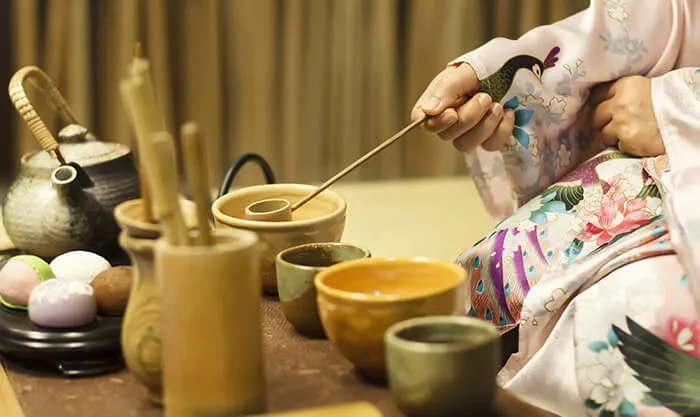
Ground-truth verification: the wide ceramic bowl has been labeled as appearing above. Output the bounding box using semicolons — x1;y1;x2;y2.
314;257;467;379
212;184;347;294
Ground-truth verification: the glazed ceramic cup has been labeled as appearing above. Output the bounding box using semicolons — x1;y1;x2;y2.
314;257;467;379
276;242;371;338
212;184;347;294
157;228;266;416
385;316;500;416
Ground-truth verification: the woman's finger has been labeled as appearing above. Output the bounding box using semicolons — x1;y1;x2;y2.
452;103;504;153
591;99;614;130
437;93;493;140
423;108;459;134
481;109;515;152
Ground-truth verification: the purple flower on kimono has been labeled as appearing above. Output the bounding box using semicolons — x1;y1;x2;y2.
529;191;567;225
503;96;534;148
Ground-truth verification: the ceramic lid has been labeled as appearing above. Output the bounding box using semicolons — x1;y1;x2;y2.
24;124;130;168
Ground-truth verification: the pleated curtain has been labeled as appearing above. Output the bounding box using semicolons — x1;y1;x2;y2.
2;0;588;187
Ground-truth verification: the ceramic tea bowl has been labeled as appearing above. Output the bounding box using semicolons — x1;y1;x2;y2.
276;242;371;338
314;257;467;379
212;184;347;294
385;316;500;416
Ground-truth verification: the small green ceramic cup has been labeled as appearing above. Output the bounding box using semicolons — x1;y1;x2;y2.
275;242;371;338
385;316;500;416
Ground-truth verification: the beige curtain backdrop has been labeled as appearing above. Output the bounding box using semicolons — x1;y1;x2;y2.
4;0;587;188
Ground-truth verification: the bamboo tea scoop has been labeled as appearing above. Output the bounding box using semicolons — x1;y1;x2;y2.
245;114;428;222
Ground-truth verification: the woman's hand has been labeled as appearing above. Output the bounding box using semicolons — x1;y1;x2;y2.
589;76;666;157
410;62;515;154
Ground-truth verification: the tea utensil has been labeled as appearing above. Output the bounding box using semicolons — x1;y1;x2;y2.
147;132;190;246
180;122;212;246
244;114;428;222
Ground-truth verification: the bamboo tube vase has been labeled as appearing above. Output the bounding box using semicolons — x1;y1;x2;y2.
114;198;199;405
118;231;162;404
157;228;265;417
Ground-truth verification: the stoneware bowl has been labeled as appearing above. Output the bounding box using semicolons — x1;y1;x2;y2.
385;316;500;416
314;257;467;379
275;242;371;338
212;184;347;294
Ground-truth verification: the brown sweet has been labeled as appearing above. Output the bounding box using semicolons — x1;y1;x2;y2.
90;266;133;316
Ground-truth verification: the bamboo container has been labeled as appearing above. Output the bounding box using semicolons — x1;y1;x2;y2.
158;228;265;416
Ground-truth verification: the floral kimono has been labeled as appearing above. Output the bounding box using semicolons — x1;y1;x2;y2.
450;1;700;416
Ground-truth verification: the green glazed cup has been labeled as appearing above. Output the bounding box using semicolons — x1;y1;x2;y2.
385;316;500;416
275;242;371;338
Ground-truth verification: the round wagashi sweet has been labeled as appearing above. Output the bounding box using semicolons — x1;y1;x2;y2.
28;279;97;328
0;255;55;310
90;266;132;316
50;251;111;284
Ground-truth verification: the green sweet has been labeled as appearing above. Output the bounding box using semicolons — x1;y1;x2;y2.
11;255;55;281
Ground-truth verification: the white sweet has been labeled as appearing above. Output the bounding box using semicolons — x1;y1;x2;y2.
50;251;111;284
28;279;97;328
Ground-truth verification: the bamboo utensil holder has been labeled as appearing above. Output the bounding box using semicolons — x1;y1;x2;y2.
158;228;265;416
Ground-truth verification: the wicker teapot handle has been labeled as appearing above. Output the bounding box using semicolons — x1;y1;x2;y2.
8;66;79;160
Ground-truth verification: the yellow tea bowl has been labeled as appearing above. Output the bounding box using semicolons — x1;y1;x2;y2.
314;257;467;379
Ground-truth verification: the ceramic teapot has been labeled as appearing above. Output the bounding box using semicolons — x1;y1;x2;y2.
2;66;140;259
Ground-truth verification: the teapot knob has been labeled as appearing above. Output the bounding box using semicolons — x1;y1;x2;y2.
58;124;96;143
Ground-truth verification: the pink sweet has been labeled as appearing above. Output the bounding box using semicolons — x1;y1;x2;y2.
0;260;41;307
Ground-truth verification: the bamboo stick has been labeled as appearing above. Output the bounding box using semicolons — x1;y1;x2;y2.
119;44;167;223
180;122;212;246
148;132;190;246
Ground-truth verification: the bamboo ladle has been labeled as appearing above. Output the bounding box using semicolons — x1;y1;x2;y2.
244;114;428;222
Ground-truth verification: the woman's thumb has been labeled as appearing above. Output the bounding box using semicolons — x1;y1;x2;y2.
419;63;479;116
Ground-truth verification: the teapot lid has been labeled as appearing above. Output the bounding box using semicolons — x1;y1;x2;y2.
24;124;131;168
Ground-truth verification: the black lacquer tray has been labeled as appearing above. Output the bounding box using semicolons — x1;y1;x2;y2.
0;248;128;377
0;305;124;377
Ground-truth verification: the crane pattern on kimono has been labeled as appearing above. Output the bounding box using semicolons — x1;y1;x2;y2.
611;316;700;417
478;46;561;149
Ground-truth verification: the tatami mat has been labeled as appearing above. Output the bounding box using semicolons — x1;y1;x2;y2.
333;176;495;262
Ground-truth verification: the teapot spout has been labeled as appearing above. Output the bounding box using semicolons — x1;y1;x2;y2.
51;165;85;203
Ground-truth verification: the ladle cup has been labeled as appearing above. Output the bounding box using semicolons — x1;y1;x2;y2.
245;198;292;222
243;115;427;222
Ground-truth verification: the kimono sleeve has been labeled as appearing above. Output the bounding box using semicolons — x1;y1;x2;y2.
449;0;684;220
651;68;700;313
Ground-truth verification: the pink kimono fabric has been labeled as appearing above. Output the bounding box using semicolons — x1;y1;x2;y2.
449;1;700;416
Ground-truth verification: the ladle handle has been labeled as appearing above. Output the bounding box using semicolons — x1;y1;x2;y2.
291;115;427;212
8;66;80;162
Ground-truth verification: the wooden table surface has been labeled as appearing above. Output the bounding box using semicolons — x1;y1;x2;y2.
0;177;555;416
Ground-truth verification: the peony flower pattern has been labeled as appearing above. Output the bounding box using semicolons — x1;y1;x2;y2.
578;183;651;246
